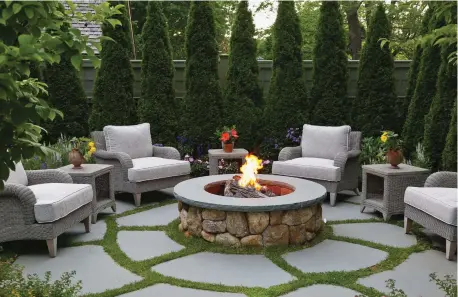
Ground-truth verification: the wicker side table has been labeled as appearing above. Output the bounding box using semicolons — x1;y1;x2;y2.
208;149;249;175
59;164;115;224
360;164;429;221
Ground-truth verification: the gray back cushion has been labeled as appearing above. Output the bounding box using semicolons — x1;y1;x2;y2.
103;123;153;159
5;161;28;186
301;124;351;160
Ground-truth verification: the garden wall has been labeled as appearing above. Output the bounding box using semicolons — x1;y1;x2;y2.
80;55;411;100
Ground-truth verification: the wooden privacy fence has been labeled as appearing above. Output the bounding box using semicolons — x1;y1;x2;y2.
80;55;411;100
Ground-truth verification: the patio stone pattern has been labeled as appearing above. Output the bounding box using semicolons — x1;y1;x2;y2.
66;220;107;243
117;203;179;227
117;231;184;261
333;222;417;247
322;202;377;221
282;239;388;273
15;245;142;295
151;252;295;287
358;250;457;297
281;284;362;297
118;284;246;297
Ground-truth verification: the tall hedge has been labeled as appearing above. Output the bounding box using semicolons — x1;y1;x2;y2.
137;2;177;145
351;4;396;137
310;1;348;126
43;56;89;142
264;1;308;139
441;102;457;172
224;1;263;149
182;1;223;144
89;3;136;130
402;9;444;158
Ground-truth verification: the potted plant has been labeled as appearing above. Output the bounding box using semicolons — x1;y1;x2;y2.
380;131;403;169
68;137;96;169
215;125;238;153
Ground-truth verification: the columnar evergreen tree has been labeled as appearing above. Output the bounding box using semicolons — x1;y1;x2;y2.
351;4;397;137
402;8;445;158
224;1;263;149
89;3;136;130
43;56;89;142
441;102;457;172
264;1;308;139
182;1;223;144
310;1;348;125
137;2;177;145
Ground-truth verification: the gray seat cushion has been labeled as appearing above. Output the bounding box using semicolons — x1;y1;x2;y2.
5;161;28;186
272;157;341;182
405;187;458;226
104;123;153;159
301;125;351;160
128;157;191;182
29;183;93;223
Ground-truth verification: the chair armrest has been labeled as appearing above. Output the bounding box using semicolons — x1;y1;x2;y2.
0;183;37;224
278;146;302;161
93;150;133;169
26;170;73;185
153;146;181;160
425;172;457;188
347;150;361;159
333;152;348;172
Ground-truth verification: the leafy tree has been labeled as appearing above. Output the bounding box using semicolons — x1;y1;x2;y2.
264;1;308;139
137;2;177;145
352;4;397;137
224;1;263;149
297;1;321;60
442;102;457;172
89;3;136;130
182;1;223;144
310;1;348;126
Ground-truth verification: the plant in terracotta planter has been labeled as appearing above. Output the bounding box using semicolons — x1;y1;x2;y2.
69;137;96;169
215;125;238;153
380;131;403;169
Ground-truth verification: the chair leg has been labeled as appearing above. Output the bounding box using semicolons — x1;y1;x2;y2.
330;193;337;207
46;238;57;258
354;188;360;196
360;205;366;213
383;213;391;221
134;193;141;207
91;213;98;224
111;204;117;212
83;216;91;233
446;240;457;260
404;217;412;234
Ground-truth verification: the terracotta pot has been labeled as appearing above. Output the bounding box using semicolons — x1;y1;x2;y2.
223;143;233;153
68;148;85;169
222;141;235;150
386;149;403;169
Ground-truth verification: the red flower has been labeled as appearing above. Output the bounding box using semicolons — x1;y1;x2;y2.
220;132;230;142
231;129;238;138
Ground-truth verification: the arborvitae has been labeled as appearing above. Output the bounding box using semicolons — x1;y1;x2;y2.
264;1;308;139
441;102;457;172
137;2;177;145
402;8;445;158
42;56;89;142
182;1;223;144
89;3;136;130
351;4;396;137
224;1;263;149
310;1;348;125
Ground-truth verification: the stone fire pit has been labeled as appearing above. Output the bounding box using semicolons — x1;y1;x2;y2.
174;174;326;247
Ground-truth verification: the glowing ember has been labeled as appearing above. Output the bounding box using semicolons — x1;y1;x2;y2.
238;154;263;191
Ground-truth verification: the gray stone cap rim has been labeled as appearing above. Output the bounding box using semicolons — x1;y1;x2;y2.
173;174;326;212
208;149;249;158
58;164;113;175
362;164;429;176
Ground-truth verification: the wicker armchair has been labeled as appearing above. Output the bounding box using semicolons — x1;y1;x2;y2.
91;124;190;207
273;125;361;206
0;168;92;257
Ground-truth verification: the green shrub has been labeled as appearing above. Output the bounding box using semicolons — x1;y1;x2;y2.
441;101;457;171
224;1;263;149
410;142;431;169
137;2;177;145
89;3;136;130
264;1;308;140
310;1;348;125
352;4;397;137
360;137;385;165
181;1;223;144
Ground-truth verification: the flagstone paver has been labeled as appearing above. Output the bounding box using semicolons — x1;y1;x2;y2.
118;284;246;297
358;250;457;297
117;231;184;261
117;203;178;227
281;284;362;297
66;220;107;243
283;239;388;273
15;245;142;295
333;222;417;247
322;202;377;221
151;252;295;288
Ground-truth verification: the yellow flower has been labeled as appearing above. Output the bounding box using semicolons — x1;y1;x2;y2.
381;135;388;143
89;147;96;153
382;131;388;136
88;141;95;148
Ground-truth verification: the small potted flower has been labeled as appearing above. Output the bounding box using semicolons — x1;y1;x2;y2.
380;131;403;169
68;137;96;169
215;125;238;153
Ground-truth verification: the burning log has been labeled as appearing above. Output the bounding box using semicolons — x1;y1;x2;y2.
224;175;276;198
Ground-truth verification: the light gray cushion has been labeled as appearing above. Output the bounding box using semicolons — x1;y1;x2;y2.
5;161;28;186
272;157;341;182
405;187;458;226
104;123;153;159
29;183;93;223
301;124;351;160
128;157;191;182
